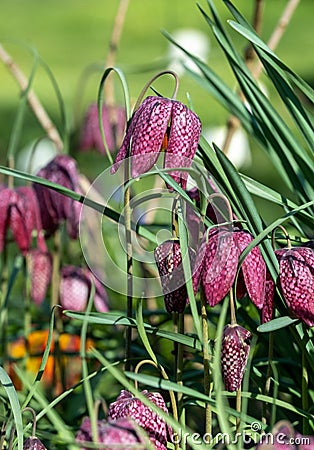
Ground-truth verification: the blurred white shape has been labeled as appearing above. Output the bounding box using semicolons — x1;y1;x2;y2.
167;28;210;76
203;126;251;169
17;138;58;174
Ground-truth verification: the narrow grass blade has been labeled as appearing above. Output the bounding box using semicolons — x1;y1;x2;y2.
22;305;59;409
64;310;202;351
0;367;23;450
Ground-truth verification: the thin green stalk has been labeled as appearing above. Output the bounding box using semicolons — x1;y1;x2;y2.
302;326;309;435
200;289;212;436
235;389;242;433
24;256;32;356
229;288;237;326
262;331;274;425
80;283;98;444
134;70;179;112
173;313;185;419
51;230;64;395
124;161;133;372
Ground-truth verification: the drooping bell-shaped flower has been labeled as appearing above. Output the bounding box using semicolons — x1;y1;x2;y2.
79;103;126;154
221;324;252;392
193;227;266;308
154;240;188;313
34;155;82;239
108;389;172;450
27;249;52;305
278;246;314;327
23;436;47;450
233;228;266;309
59;265;109;313
0;186;45;255
111;95;201;189
260;270;276;324
76;416;143;450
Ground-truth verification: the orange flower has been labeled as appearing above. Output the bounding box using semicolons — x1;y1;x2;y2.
8;330;94;394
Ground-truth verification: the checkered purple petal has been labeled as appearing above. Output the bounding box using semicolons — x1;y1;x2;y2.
279;247;314;327
234;230;266;309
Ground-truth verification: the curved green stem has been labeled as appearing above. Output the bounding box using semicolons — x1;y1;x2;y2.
200;289;212;436
134;70;180;112
124;159;133;371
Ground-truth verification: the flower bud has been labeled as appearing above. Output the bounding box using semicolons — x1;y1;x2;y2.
221;324;252;392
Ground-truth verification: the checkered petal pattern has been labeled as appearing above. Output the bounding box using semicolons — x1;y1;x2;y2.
279;246;314;327
221;324;252;392
0;186;44;255
76;417;143;450
23;437;47;450
34;155;82;239
234;229;266;309
200;227;239;307
28;249;52;305
111;95;201;189
108;389;171;450
79;103;126;153
261;270;276;324
59;266;109;312
154;240;188;313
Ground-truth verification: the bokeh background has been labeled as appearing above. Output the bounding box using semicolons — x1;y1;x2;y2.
0;0;313;219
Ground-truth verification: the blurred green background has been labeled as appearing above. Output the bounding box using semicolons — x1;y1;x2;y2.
0;0;313;212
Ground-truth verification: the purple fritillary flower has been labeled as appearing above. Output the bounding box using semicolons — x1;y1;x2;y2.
233;229;266;309
28;249;52;305
0;186;45;256
154;240;188;313
79;103;126;154
279;246;314;327
23;437;47;450
261;270;276;324
111;95;201;189
59;266;109;312
193;227;266;308
108;389;172;449
76;416;143;450
92;273;110;313
0;187;12;252
221;324;252;392
258;248;289;324
193;227;239;307
34;155;82;239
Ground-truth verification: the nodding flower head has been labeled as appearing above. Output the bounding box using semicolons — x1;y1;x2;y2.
221;324;252;392
193;227;266;309
79;103;126;154
76;416;143;450
111;95;201;189
278;246;314;327
154;240;189;313
108;389;172;450
34;155;82;239
28;249;52;305
0;186;45;256
23;437;47;450
59;266;109;313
